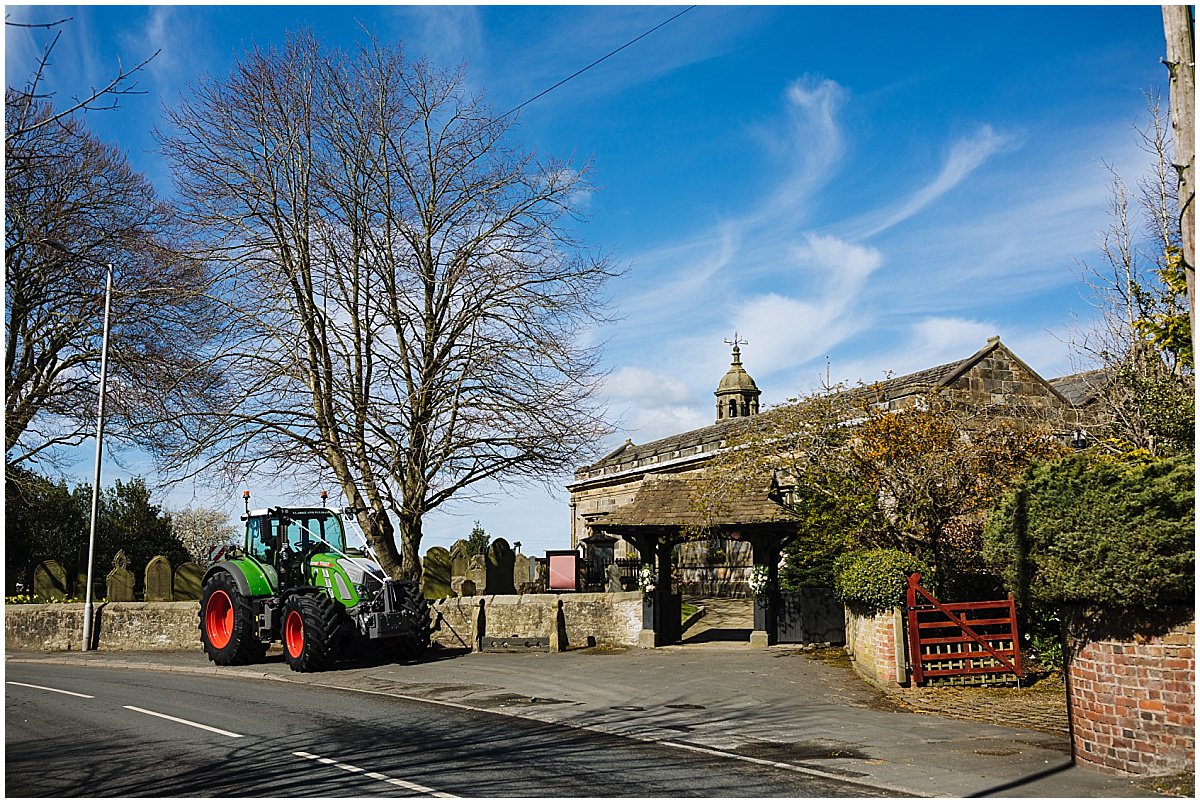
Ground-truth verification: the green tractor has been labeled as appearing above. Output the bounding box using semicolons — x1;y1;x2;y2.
198;493;430;672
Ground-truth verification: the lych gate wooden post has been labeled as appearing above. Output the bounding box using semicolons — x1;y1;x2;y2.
748;536;780;648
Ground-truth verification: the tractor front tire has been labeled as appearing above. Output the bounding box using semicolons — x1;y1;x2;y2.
391;582;432;661
282;593;344;672
199;572;266;665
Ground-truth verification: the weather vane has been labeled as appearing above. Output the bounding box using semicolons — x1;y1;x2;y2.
724;332;748;348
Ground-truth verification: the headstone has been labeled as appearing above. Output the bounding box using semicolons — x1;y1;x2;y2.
514;554;533;593
106;550;135;602
604;563;624;593
449;540;471;578
144;555;174;602
451;576;477;597
485;538;517;595
421;546;453;599
33;559;68;601
468;554;486;594
173;562;204;601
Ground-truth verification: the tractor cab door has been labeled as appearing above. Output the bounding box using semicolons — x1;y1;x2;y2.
272;514;312;589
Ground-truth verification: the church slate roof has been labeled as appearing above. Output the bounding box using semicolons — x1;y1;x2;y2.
573;338;1094;483
1048;369;1110;406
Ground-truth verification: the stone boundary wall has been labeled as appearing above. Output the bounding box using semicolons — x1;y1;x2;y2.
430;591;643;650
1067;616;1195;776
6;602;201;651
8;593;645;654
844;606;907;688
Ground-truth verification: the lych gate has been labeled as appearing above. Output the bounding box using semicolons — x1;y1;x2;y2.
582;474;799;647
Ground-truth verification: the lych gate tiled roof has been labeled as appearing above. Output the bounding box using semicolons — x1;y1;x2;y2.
596;475;798;530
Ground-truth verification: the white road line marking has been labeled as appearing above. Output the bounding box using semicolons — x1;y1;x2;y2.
123;706;243;738
292;751;456;798
6;681;95;699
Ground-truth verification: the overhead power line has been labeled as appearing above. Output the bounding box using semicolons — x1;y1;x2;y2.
496;5;696;120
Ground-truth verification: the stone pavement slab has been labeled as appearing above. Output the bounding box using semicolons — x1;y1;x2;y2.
6;646;1159;798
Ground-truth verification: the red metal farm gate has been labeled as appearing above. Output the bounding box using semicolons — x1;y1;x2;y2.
905;573;1022;686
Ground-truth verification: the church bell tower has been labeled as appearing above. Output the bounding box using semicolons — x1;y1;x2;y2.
715;334;761;422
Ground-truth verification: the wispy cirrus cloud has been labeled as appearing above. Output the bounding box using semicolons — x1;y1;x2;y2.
847;124;1015;239
750;74;850;220
729;235;883;375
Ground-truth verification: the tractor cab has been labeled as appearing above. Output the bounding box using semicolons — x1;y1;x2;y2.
243;507;347;589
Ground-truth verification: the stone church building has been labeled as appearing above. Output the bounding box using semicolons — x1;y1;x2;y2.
566;336;1102;593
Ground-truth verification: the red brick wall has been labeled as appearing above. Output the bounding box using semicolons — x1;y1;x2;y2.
1067;617;1195;776
846;606;905;688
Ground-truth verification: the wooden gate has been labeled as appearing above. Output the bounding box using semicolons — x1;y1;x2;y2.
905;572;1022;685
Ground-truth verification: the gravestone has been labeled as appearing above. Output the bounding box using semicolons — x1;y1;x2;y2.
421;546;453;599
144;555;174;602
173;562;204;601
514;554;534;593
73;571;97;602
451;577;477;597
604;563;624;593
449;540;471;579
468;554;486;594
33;559;68;601
485;538;516;595
106;551;135;602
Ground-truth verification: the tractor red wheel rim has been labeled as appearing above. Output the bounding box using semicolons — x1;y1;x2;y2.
284;610;305;658
205;590;234;649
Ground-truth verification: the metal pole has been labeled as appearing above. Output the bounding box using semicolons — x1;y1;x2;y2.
81;264;113;652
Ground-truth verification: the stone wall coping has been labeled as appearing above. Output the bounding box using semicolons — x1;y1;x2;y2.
10;601;199;611
432;591;642;605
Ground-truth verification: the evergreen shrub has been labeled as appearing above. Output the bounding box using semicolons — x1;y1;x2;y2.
983;452;1194;614
833;548;931;614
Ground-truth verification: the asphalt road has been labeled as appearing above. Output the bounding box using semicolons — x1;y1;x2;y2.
6;662;889;798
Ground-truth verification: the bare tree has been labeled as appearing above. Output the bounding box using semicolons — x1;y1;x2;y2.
155;32;618;578
1070;92;1194;454
5;92;222;475
4;14;158;145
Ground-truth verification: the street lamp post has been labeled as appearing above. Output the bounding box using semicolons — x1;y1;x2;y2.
44;240;113;652
81;263;113;651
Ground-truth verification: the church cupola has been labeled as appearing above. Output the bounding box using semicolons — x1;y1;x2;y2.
715;334;761;422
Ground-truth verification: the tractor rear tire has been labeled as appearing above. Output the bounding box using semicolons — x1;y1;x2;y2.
392;582;431;661
199;572;266;665
282;593;344;672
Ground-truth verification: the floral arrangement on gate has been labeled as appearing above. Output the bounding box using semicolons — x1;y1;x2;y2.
748;565;773;601
638;564;657;596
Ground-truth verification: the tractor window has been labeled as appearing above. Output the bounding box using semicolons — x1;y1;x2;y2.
246;517;274;563
278;512;345;554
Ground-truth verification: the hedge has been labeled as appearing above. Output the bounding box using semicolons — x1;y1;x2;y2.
983;452;1194;613
833;548;931;614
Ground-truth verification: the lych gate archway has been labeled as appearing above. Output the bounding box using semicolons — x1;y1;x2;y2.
582;475;799;647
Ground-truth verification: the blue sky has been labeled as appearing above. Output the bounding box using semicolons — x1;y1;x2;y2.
5;4;1172;554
